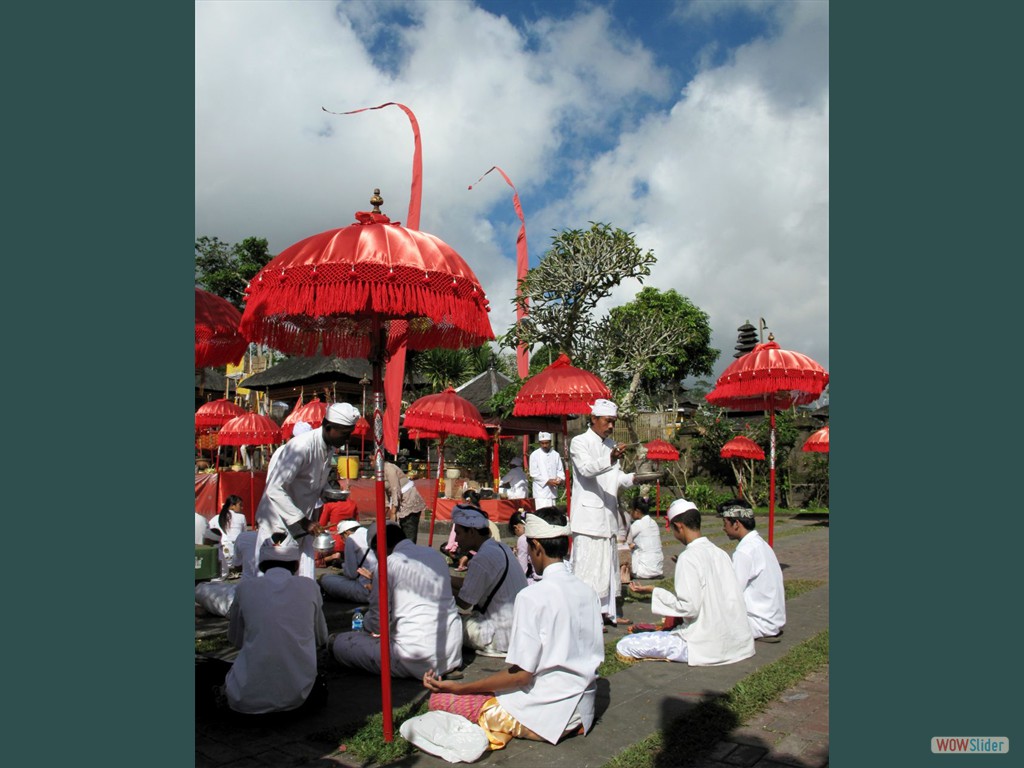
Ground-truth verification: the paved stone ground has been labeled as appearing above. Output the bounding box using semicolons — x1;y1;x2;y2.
196;512;828;767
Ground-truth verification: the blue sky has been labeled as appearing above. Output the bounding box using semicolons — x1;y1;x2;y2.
195;0;829;387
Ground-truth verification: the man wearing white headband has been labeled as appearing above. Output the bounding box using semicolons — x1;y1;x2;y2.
616;499;754;666
423;508;603;748
499;456;529;500
220;540;329;715
529;432;564;506
451;505;528;658
568;398;635;627
319;520;378;604
254;401;361;579
719;498;786;641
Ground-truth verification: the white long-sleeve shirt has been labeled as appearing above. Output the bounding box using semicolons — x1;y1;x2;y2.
529;447;564;506
732;529;786;638
569;428;634;537
651;536;755;666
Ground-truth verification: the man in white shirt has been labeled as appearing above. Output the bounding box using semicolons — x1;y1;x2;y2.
451;505;529;657
626;503;664;579
719;498;786;641
224;540;329;714
423;508;604;749
331;522;463;679
529;432;564;506
617;498;755;666
499;457;529;500
569;398;635;627
254;402;361;579
319;520;377;603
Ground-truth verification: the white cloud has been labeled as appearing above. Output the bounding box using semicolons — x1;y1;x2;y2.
196;0;828;383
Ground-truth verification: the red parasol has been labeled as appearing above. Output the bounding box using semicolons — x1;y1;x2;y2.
239;189;493;742
195;287;248;369
216;413;283;446
720;435;765;460
513;354;611;512
720;435;766;501
281;399;328;441
802;425;829;453
403;389;488;548
195;398;247;430
706;336;828;545
642;439;679;517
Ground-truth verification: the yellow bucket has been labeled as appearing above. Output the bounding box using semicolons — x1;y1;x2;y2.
337;456;360;480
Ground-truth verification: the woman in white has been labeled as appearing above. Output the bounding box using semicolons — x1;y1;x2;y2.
208;495;247;573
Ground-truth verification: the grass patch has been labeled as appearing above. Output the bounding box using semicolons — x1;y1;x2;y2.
311;697;428;764
785;578;825;599
195;634;230;654
598;639;633;677
604;630;829;768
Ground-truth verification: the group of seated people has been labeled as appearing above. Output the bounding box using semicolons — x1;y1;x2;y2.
198;490;786;751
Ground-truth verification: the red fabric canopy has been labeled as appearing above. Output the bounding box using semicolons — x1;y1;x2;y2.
216;413;282;446
512;354;611;417
406;427;442;441
352;417;371;437
239;212;493;360
195;399;247;430
403;388;488;440
720;435;766;460
705;339;828;411
281;399;328;440
802;425;829;453
644;439;680;461
195;287;247;369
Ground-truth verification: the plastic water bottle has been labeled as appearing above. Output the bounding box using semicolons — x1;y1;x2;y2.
351;609;364;632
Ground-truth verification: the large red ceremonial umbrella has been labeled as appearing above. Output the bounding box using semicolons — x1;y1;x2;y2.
281;399;328;441
403;388;488;547
720;435;766;501
216;412;283;511
643;439;679;517
512;353;611;512
802;425;830;453
195;399;248;465
239;193;492;741
195;287;248;369
706;336;828;546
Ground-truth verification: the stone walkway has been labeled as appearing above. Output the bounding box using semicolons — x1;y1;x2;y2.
196;513;829;767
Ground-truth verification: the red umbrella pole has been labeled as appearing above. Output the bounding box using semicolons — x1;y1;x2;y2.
371;334;394;742
428;440;445;548
768;409;776;548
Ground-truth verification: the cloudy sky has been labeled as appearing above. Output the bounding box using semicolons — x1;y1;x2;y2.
195;0;829;388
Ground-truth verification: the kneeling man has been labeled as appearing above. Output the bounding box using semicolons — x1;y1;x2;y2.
423;508;604;749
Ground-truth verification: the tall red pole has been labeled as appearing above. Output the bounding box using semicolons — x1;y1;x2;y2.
371;327;394;741
428;439;445;548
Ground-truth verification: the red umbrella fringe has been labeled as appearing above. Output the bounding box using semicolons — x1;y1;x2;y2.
644;439;679;461
402;415;487;440
195;336;248;369
513;396;606;417
217;431;281;446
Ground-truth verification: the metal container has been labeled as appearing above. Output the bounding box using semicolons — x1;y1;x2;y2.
322;486;351;501
313;532;336;554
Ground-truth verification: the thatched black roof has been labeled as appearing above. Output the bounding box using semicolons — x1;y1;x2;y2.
239;356;371;390
454;368;561;437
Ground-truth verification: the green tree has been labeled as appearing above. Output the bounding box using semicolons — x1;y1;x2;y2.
407;345;510;394
195;235;274;310
501;222;657;369
688;405;738;489
594;287;719;412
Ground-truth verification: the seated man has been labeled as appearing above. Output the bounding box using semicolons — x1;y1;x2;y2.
451;505;528;657
223;540;329;714
626;503;664;579
617;498;754;666
719;498;786;641
499;457;529;500
319;520;377;603
331;522;463;679
423;508;604;749
507;509;539;583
